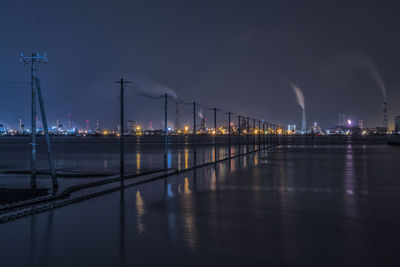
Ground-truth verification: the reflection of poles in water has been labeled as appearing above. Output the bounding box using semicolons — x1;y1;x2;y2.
214;163;219;191
228;112;231;158
263;122;266;149
41;207;54;266
164;175;168;197
182;174;198;250
164;94;168;170
214;107;217;162
238;116;241;156
258;120;261;149
246;117;250;153
253;118;256;151
136;190;145;235
30;215;36;267
193;102;197;167
193;168;197;192
214;162;224;249
119;189;125;267
167;179;178;245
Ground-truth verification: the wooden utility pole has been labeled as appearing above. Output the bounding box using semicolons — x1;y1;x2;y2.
193;102;197;166
228;112;231;158
35;78;57;189
164;94;168;169
246;117;250;153
238;116;241;155
19;53;48;188
258;120;261;149
114;78;131;179
213;107;217;161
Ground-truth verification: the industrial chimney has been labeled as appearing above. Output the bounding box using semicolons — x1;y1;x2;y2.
383;98;388;129
175;102;180;131
301;109;307;133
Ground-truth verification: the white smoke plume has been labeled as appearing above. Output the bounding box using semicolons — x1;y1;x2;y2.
133;75;178;99
345;54;387;100
198;109;203;119
365;59;386;99
289;82;305;110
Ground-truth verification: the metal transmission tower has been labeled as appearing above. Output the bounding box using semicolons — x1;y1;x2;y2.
19;53;57;189
114;78;131;179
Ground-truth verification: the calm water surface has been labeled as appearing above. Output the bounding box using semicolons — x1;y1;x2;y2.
0;144;399;266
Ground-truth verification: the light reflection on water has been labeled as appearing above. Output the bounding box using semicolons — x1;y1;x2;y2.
184;148;189;169
2;145;399;266
136;190;145;235
136;152;141;172
177;151;181;171
184;177;191;195
182;180;197;250
168;152;172;169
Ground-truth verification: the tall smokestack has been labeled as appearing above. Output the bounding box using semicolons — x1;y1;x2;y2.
301;109;307;133
383;98;388;129
175;102;180;130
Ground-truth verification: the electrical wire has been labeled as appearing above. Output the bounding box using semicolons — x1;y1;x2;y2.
42;87;116;101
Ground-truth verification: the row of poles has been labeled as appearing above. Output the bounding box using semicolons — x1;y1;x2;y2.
19;52;287;192
118;79;287;178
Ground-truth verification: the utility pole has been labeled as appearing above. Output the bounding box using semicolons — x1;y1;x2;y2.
114;78;131;179
67;114;71;133
272;124;275;145
19;53;48;188
175;102;180;131
238;116;241;156
253;118;256;151
35;78;57;189
263;121;265;149
164;94;168;169
193;102;197;166
213;107;217;161
257;121;261;150
246;117;250;153
228;112;231;158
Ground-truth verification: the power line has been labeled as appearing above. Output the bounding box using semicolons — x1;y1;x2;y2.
0;81;28;85
42;87;116;101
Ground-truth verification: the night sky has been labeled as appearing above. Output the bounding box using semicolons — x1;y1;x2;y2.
1;0;399;130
